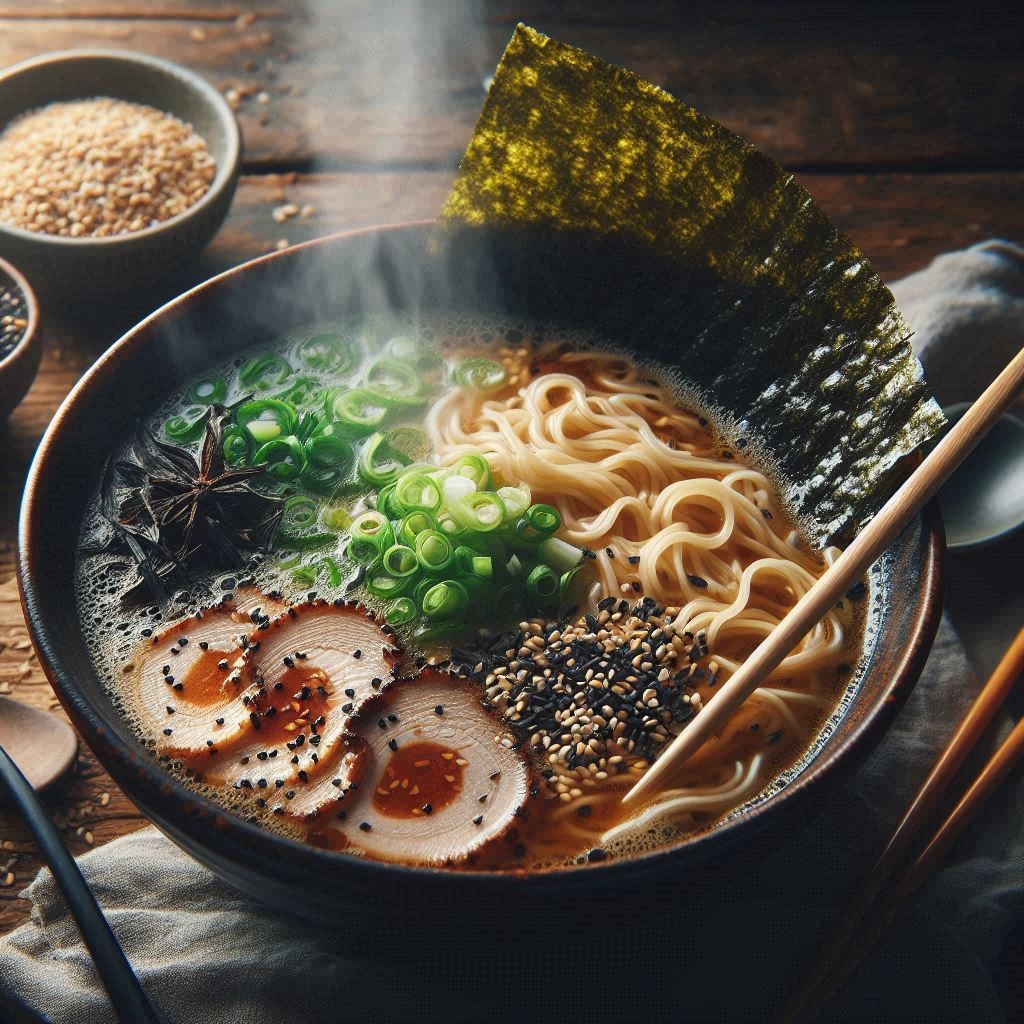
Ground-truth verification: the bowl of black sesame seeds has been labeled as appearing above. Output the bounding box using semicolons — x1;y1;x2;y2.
0;253;40;420
0;49;241;306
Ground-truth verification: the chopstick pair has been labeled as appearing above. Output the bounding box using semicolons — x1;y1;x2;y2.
781;623;1024;1021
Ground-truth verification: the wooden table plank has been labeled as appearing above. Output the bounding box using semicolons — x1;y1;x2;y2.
0;4;1021;170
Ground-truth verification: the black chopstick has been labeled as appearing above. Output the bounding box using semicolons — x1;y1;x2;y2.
0;746;164;1024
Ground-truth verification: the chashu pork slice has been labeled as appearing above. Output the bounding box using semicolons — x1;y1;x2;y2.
203;600;401;809
332;671;532;866
125;588;287;761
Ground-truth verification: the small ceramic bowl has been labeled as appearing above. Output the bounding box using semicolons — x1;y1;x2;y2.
0;50;241;304
0;254;41;420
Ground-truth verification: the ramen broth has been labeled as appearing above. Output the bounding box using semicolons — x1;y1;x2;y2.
76;314;869;870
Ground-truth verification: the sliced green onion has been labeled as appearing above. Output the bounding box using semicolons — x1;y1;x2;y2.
253;435;306;482
442;474;476;505
450;454;492;490
305;424;353;469
330;389;390;434
348;510;394;562
236;399;297;444
295;333;360;374
515;503;562;542
222;425;253;466
318;556;343;588
187;376;227;406
420;580;468;619
450;491;506;533
165;411;207;444
455;357;506;392
283;494;318;531
385;596;417;626
374;482;399;519
385;426;431;462
321;506;352;532
394;471;442;514
382;543;418;578
526;564;559;604
453;545;494;578
274;550;302;570
366;571;412;600
292;565;318;587
397;511;433;547
276;531;335;551
364;357;426;406
506;554;524;579
358;432;410;488
496;484;531;518
538;535;584;575
273;375;322;411
559;564;584;604
294;411;321;445
239;354;293;391
415;530;455;574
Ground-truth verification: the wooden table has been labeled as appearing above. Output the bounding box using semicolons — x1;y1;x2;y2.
1;0;1021;1013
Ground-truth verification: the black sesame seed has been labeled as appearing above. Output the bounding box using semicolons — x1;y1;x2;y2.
215;717;224;725
388;738;398;752
687;574;709;589
344;688;355;698
604;547;615;558
163;727;173;735
421;804;432;815
587;848;607;862
298;770;308;782
353;649;362;660
434;705;444;716
472;815;483;826
166;706;175;714
627;555;641;565
359;821;372;831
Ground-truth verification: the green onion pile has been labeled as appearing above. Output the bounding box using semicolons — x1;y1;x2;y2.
163;324;577;636
347;457;584;636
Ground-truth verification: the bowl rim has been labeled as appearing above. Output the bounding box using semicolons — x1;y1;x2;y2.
18;223;946;889
0;48;242;249
0;252;40;371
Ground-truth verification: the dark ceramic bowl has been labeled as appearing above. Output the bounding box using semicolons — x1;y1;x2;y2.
0;50;241;305
0;254;41;421
18;225;943;937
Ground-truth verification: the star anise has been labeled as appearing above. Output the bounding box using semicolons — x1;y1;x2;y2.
105;411;283;603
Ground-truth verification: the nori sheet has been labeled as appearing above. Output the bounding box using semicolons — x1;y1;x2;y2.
432;25;944;544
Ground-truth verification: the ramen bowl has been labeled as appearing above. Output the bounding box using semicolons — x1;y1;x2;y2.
18;224;944;938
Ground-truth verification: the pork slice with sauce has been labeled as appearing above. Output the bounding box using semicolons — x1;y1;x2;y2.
204;600;400;806
125;589;286;761
332;671;532;865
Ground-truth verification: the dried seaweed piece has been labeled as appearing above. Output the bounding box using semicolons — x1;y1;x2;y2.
433;25;944;543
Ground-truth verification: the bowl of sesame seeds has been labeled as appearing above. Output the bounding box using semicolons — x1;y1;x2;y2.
0;253;40;420
0;49;241;304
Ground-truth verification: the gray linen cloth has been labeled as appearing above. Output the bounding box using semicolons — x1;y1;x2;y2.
1;241;1022;1024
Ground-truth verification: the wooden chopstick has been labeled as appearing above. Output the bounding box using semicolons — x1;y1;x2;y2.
623;345;1024;807
781;624;1024;1022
